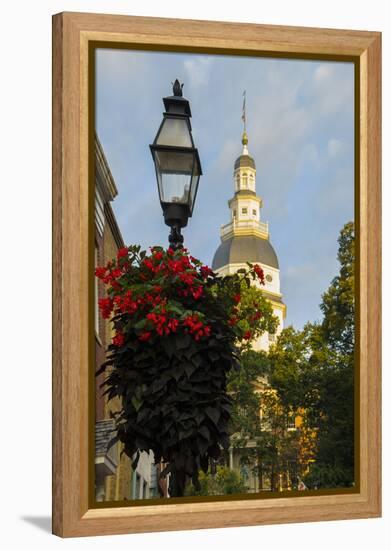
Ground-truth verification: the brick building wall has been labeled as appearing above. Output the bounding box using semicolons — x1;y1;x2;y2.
94;135;133;502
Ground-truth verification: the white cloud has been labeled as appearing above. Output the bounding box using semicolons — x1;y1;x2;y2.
96;48;150;87
327;138;344;157
314;64;334;83
311;63;354;116
96;51;354;330
183;57;213;89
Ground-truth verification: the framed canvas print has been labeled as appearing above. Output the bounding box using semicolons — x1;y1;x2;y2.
52;12;381;537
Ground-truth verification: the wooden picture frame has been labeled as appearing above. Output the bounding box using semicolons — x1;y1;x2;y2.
52;11;381;537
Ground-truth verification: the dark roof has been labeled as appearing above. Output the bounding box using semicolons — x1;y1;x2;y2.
95;419;116;457
234;154;256;170
212;235;279;270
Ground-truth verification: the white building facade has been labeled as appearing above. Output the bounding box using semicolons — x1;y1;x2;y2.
212;130;286;350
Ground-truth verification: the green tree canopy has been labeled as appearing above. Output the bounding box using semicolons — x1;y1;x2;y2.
184;466;248;496
268;221;355;488
321;221;355;355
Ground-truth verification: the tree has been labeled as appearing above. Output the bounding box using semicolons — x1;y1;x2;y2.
268;324;316;411
268;222;355;488
234;280;279;348
225;281;278;447
184;466;248;496
227;349;304;491
227;349;270;442
307;222;355;487
321;221;355;355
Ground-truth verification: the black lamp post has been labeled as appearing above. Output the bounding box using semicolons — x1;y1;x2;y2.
150;80;202;249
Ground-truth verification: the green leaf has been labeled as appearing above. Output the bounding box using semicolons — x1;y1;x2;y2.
205;407;220;426
176;334;191;350
162;338;175;358
134;318;147;330
192;354;203;368
208;351;220;362
184;362;196;378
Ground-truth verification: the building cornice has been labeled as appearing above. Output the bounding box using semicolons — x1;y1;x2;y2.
95;133;118;203
221;226;269;241
104;202;125;250
262;295;287;318
228;194;262;207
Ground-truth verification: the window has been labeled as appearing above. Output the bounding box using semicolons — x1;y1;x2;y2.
242;207;248;214
252;209;257;216
142;480;148;499
266;274;273;283
243;173;248;188
233;209;237;218
133;472;141;499
149;463;158;498
286;413;296;430
268;332;276;342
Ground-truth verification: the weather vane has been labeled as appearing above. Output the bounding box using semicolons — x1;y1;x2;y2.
242;90;246;131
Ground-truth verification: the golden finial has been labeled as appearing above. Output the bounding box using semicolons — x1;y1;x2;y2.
242;131;248;146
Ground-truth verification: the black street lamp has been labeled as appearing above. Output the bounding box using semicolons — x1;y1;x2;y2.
150;80;202;249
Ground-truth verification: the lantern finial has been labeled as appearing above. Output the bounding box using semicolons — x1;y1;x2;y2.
172;79;184;97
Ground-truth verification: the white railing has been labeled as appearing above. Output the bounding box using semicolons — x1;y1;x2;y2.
220;219;269;238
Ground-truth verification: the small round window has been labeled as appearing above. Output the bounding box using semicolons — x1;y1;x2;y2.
266;274;273;283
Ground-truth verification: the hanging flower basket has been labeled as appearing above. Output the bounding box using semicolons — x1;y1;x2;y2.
96;245;275;496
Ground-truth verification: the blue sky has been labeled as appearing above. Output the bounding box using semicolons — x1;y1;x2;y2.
96;49;354;330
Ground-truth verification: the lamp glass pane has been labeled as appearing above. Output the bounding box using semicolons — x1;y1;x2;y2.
189;159;201;213
155;150;194;204
156;117;192;147
189;175;200;213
